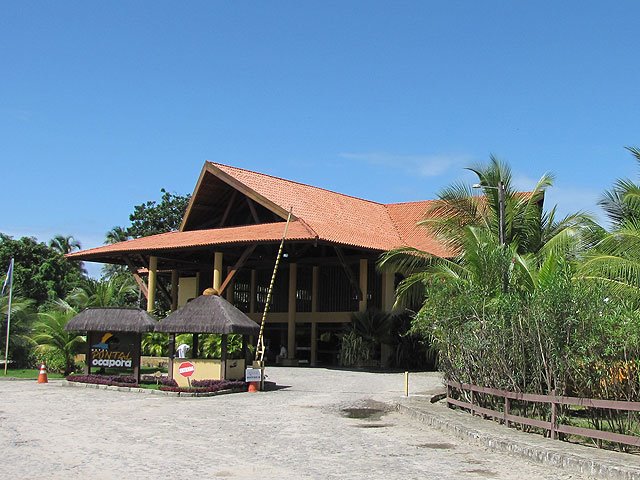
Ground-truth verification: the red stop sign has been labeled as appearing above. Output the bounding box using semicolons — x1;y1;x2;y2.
178;361;195;377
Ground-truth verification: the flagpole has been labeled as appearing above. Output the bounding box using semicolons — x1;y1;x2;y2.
4;258;14;375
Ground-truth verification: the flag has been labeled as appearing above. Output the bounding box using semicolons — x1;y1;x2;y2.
1;259;13;297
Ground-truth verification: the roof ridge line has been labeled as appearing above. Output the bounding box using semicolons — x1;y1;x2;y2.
382;203;411;249
384;199;438;207
207;161;387;207
295;217;319;240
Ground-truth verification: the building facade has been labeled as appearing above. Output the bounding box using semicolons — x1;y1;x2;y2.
69;162;451;366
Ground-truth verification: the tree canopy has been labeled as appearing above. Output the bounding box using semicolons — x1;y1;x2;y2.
0;234;85;305
126;188;191;239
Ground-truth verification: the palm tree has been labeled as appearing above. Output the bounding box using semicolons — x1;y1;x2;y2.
49;234;87;275
63;276;138;310
0;295;37;368
598;147;640;229
105;226;130;245
31;310;85;375
103;227;132;278
578;147;640;304
379;156;594;306
49;235;81;255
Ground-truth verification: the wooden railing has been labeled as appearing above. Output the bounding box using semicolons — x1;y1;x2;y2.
447;380;640;448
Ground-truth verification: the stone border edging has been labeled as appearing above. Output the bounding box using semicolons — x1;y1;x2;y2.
396;401;640;480
60;379;241;397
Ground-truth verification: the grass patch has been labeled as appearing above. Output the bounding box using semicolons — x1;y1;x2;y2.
3;369;65;379
138;383;162;390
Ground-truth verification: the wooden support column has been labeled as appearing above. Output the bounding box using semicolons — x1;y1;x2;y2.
382;271;396;311
334;246;362;301
359;259;368;312
147;256;158;313
311;266;319;366
242;335;248;365
226;266;234;303
193;334;199;359
249;269;256;314
221;334;228;380
123;256;148;300
168;333;176;381
195;272;201;296
213;252;223;291
133;333;141;384
170;270;179;311
219;244;256;296
287;263;297;359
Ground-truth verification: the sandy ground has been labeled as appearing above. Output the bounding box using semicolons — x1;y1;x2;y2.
0;368;590;479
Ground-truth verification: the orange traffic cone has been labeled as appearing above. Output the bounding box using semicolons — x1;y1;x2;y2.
248;381;258;393
37;363;48;384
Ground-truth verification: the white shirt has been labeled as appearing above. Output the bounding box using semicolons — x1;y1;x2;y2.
176;344;190;359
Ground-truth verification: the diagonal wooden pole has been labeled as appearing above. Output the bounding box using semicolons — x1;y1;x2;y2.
254;208;293;388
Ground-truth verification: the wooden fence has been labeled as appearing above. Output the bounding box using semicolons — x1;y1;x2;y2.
447;380;640;448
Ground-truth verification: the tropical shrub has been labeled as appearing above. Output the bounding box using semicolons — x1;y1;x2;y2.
31;310;86;375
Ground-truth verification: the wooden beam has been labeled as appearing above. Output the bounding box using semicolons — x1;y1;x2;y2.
219;190;238;227
156;275;173;305
180;163;210;231
333;246;362;301
206;163;294;221
123;255;149;299
246;197;260;223
218;244;257;295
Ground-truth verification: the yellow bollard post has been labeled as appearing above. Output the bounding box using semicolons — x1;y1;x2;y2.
404;371;409;397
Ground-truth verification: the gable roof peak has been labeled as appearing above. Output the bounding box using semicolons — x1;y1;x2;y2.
206;161;386;208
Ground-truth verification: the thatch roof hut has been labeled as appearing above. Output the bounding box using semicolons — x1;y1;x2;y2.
65;307;157;333
155;294;259;335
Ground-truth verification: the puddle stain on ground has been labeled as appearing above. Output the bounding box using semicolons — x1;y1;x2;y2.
340;405;394;428
341;407;386;420
463;468;498;478
353;423;394;429
417;442;456;450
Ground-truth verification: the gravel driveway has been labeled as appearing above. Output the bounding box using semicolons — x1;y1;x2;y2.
0;368;590;479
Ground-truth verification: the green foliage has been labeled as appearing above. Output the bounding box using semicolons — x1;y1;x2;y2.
350;309;394;345
198;334;243;359
379;157;595;309
339;330;373;367
38;348;68;374
62;275;139;310
579;147;640;305
0;234;85;305
104;227;130;245
31;309;86;375
127;188;191;238
0;295;37;367
380;156;619;402
142;332;169;357
599;147;640;229
48;235;81;255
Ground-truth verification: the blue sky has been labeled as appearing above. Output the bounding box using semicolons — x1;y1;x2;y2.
2;2;640;277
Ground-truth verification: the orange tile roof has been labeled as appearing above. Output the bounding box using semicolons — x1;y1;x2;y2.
385;201;454;257
211;163;444;253
70;162;460;261
67;221;316;260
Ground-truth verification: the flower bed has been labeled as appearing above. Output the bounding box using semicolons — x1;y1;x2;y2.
66;374;138;387
159;378;247;393
65;375;247;394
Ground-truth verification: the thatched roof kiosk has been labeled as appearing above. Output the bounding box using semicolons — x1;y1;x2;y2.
65;307;157;333
156;290;259;382
65;307;157;382
155;293;259;335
